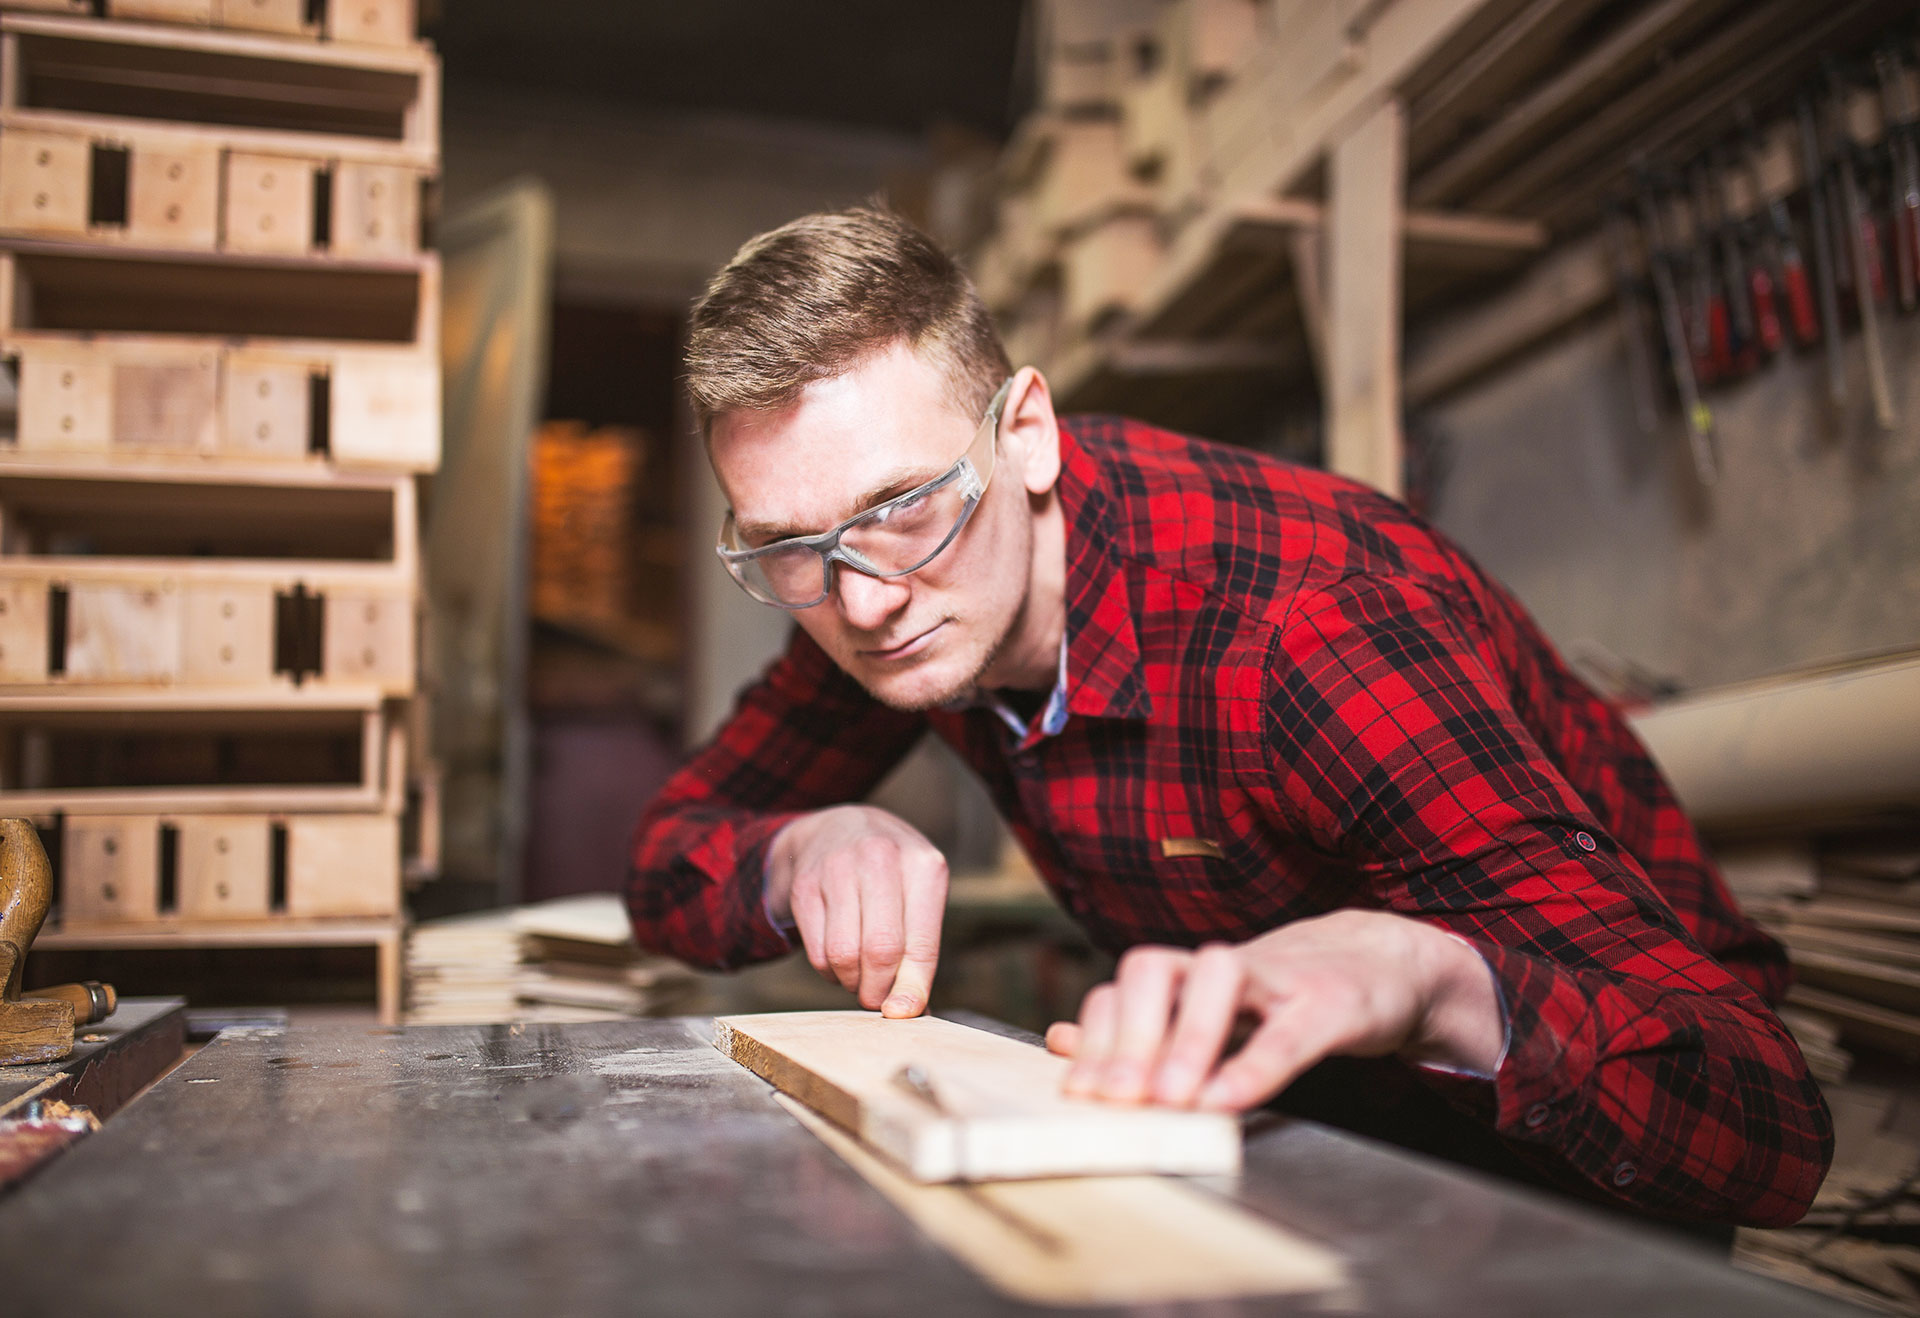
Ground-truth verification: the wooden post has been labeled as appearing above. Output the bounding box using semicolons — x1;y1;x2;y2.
1324;97;1406;500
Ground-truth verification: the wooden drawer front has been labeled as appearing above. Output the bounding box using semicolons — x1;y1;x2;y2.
66;582;183;681
111;353;220;452
110;0;216;22
0;130;90;236
329;355;438;468
63;816;161;924
126;143;221;249
221;356;312;459
330;162;417;260
214;0;308;34
182;584;274;683
178;815;272;919
18;349;112;452
286;815;399;917
327;0;412;47
323;591;412;689
223;153;316;255
0;581;50;682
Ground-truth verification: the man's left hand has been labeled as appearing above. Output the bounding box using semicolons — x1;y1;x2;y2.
1044;910;1505;1111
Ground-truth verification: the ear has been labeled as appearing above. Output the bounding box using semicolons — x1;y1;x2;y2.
1002;367;1061;496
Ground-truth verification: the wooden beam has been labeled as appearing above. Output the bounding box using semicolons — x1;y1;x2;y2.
713;1010;1241;1183
1325;98;1406;498
1402;234;1609;404
1107;338;1293;376
1409;0;1724;207
1232;196;1549;255
1287;227;1327;383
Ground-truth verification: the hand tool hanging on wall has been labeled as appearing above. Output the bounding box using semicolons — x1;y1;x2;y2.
1604;201;1662;434
1827;63;1897;430
1706;151;1760;372
1741;110;1819;348
1636;170;1718;486
1876;45;1920;312
1797;95;1850;415
1681;171;1728;385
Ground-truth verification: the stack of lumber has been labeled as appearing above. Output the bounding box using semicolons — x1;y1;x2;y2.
0;0;441;1023
405;894;698;1026
1731;840;1920;1083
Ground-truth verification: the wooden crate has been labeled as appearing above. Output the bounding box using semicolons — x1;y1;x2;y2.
0;14;438;162
0;685;402;815
2;336;439;470
0;569;415;692
104;0;320;38
0;460;420;576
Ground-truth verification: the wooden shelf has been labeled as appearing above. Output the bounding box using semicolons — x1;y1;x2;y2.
3;13;437;158
0;240;436;345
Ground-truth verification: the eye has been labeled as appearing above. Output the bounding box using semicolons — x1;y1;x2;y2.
873;489;930;523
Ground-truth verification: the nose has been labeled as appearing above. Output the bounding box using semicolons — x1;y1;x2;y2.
831;561;910;629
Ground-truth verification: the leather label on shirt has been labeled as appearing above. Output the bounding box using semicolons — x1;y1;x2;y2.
1160;836;1225;861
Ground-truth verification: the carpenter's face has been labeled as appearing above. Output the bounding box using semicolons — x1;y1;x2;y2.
709;341;1039;711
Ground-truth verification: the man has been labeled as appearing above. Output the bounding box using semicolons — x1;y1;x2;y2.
629;206;1831;1227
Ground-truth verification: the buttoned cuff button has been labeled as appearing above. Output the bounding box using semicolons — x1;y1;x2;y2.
1523;1102;1551;1130
1612;1162;1637;1188
1574;831;1597;853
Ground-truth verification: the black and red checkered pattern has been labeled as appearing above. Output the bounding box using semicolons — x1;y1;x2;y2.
630;414;1831;1226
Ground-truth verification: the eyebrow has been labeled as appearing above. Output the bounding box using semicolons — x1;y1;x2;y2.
736;463;945;545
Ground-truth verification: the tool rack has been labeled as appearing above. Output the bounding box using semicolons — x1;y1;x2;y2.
0;0;436;1022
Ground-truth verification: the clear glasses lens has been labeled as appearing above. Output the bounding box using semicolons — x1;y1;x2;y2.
739;542;827;606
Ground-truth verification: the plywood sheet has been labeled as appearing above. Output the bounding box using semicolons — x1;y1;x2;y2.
714;1010;1240;1183
779;1094;1345;1307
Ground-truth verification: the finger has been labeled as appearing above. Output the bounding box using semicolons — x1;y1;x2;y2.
1152;944;1245;1106
856;863;906;1011
790;876;829;979
1044;1021;1082;1057
1197;1004;1343;1112
821;868;864;994
1063;984;1118;1095
1098;947;1188;1103
883;859;947;1018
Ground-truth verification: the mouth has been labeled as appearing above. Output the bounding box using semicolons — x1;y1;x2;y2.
861;620;946;662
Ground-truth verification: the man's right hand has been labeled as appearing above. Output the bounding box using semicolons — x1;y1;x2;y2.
765;805;949;1018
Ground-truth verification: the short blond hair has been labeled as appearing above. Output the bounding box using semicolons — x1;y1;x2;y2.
685;206;1010;433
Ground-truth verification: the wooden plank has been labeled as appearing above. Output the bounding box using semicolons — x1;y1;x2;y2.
65;579;182;680
211;0;309;36
62;814;161;923
0;576;49;680
175;813;272;919
124;139;220;250
1324;97;1405;498
714;1010;1241;1183
180;581;274;682
0;126;87;236
0;107;433;171
1787;985;1920;1057
285;813;399;918
329;160;418;261
1;783;383;816
221;151;316;255
111;349;219;452
327;351;437;468
321;587;412;690
778;1092;1346;1307
37;915;399;947
324;0;412;49
220;352;312;459
16;341;111;450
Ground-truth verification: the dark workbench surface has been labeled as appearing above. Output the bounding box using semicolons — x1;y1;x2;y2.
0;1015;1853;1317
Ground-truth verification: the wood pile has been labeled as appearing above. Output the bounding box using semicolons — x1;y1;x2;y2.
405;894;697;1026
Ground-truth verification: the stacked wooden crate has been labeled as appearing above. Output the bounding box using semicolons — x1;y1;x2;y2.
0;0;438;1021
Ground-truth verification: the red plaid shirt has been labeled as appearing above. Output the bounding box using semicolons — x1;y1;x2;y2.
630;415;1830;1226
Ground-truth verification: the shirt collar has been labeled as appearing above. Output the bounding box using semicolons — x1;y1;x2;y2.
1053;423;1154;725
952;421;1155;739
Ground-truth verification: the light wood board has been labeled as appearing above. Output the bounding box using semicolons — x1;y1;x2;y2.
714;1010;1240;1183
778;1093;1346;1307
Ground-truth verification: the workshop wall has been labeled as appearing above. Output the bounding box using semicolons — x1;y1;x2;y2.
1427;311;1920;692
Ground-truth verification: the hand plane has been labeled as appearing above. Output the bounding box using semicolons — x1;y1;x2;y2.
1;819;116;1066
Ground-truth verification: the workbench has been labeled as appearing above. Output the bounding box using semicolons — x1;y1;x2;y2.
0;1014;1853;1316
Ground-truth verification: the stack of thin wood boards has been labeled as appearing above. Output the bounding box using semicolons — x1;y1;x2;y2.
405;894;697;1026
1726;840;1920;1082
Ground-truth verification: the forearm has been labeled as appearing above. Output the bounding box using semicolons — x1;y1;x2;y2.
1449;940;1831;1225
